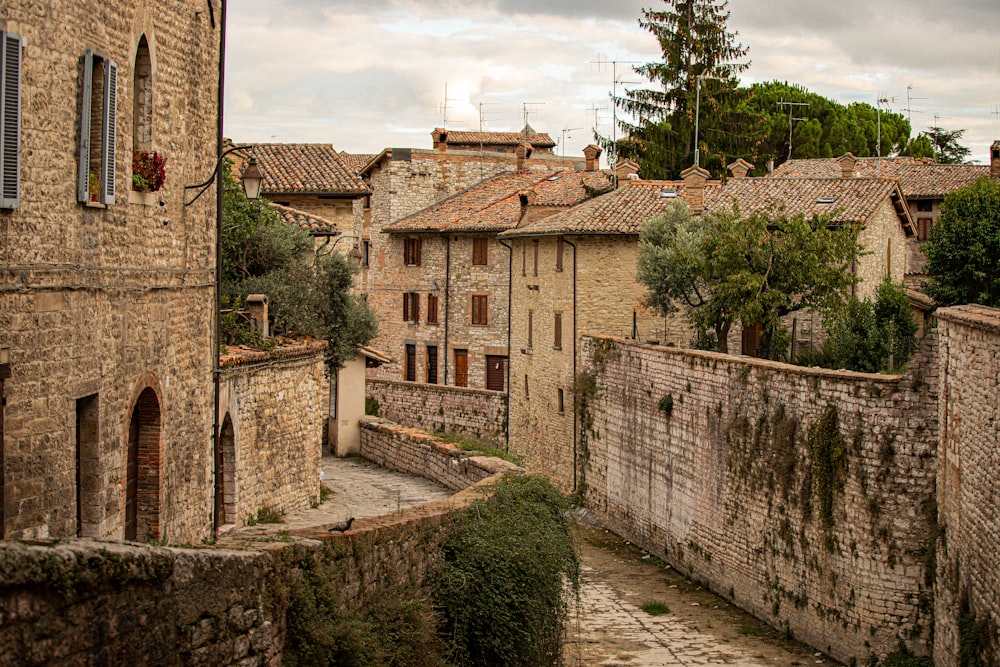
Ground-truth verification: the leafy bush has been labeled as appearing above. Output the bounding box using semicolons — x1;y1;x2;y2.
823;279;917;373
434;475;578;667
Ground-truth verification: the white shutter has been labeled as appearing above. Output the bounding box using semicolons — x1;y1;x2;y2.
100;60;117;205
77;50;94;203
0;31;22;209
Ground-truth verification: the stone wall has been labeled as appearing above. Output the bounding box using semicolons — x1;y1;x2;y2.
933;305;1000;666
219;343;329;526
360;416;520;490
367;378;507;444
0;3;222;542
579;335;939;664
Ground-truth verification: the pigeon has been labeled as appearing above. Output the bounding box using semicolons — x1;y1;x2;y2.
329;517;355;533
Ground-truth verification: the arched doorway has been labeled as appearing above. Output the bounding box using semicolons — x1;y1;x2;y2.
126;387;161;542
214;414;236;530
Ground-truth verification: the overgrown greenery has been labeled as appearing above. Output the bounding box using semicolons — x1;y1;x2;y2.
637;200;860;357
276;474;577;667
433;431;521;465
923;177;1000;308
808;404;846;550
221;160;377;368
436;475;578;667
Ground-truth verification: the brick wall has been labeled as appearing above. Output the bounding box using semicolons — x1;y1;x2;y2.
367;378;507;444
579;334;939;664
933;305;1000;666
219;345;329;525
0;2;222;542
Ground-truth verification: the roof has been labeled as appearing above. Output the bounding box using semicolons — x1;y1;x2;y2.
500;180;705;238
270;203;340;236
358;346;392;365
220;339;328;369
438;126;557;149
706;177;913;234
338;151;377;172
771;157;988;199
250;143;370;195
383;170;614;234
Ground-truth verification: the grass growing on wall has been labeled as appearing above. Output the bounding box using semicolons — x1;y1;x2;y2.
433;431;521;465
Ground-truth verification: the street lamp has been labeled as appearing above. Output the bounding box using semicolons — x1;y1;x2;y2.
183;146;262;206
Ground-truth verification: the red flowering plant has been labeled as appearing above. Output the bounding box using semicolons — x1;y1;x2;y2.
132;149;167;192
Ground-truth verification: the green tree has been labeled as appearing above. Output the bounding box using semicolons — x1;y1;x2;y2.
607;0;750;179
923;177;1000;307
826;279;917;373
637;200;860;357
221;163;377;367
920;125;972;164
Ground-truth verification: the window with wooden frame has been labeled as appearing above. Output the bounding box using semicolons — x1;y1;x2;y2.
555;237;564;271
916;200;932;213
77;49;118;205
426;345;438;384
403;237;421;266
917;218;932;242
557;388;564;414
527;309;534;349
532;239;539;276
404;344;416;382
402;292;420;322
521;241;526;276
362;240;370;267
472;237;488;266
553;312;562;349
426;293;439;324
471;294;488;325
0;31;23;210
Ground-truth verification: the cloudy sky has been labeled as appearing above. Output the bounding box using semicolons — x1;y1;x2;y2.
225;0;1000;164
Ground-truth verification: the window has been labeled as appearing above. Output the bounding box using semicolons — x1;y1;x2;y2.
362;240;370;267
454;349;468;387
404;238;421;266
426;294;439;324
524;374;529;399
77;50;118;205
527;309;534;348
553;312;562;349
426;345;438;384
0;362;8;536
556;237;564;271
471;294;488;325
402;292;420;322
532;239;539;276
521;242;526;276
132;36;152;154
916;200;932;213
917;218;932;242
405;344;416;382
557;388;565;414
0;31;22;210
472;237;488;266
76;394;100;537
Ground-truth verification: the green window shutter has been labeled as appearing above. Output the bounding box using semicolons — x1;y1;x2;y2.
77;50;93;203
100;59;117;205
0;31;22;209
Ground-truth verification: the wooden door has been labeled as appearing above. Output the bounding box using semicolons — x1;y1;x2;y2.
486;355;507;391
454;350;468;387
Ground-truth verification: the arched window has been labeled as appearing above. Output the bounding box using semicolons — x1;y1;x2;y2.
132;36;152;154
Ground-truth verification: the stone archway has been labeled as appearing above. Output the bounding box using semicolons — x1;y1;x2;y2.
214;414;236;530
125;387;161;542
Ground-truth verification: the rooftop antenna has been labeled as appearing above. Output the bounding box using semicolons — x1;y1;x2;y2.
591;54;641;170
876;95;897;176
560;127;583;157
991;106;1000;121
438;83;463;129
521;101;545;149
904;85;926;156
778;100;809;161
586;102;609;134
477;100;501;179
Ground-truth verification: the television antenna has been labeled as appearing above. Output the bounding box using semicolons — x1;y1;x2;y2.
591;55;642;168
521;102;545;149
477;101;502;179
438;83;463;128
560;127;583;157
778;100;809;161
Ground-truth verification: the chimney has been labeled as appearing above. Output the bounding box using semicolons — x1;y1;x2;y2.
727;158;754;179
583;144;602;172
432;128;448;152
837;152;858;179
515;143;533;173
614;159;640;185
680;165;710;215
245;294;269;338
991;140;1000;180
517;189;537;224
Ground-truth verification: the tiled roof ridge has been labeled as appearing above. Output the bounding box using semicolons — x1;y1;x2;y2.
269;202;339;235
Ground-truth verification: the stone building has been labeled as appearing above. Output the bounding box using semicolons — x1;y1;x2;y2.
375;155;612;390
771;150;995;283
0;3;223;541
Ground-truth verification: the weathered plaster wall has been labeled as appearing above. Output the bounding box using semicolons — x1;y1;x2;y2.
219;346;329;526
933;305;1000;666
579;335;939;664
366;378;507;444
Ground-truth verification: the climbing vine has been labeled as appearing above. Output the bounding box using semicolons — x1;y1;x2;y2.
808;403;847;551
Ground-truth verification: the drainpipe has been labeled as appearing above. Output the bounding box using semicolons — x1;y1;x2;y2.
563;237;578;492
498;238;514;452
211;0;228;534
443;235;451;385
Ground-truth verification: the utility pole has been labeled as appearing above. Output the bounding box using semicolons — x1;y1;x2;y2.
777;100;809;161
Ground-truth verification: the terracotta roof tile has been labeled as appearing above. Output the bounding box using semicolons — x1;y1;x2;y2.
269;203;340;236
220;339;328;368
384;170;613;234
772;157;988;198
442;130;557;148
251;143;370;195
338;151;377;172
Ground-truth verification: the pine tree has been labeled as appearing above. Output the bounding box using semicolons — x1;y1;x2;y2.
606;0;750;179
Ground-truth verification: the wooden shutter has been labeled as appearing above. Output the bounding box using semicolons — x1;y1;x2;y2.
414;238;421;266
554;312;562;349
0;32;22;209
412;293;419;322
77;50;94;202
402;293;410;321
527;310;533;348
427;346;438;384
486;355;506;391
100;60;117;205
405;344;416;382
